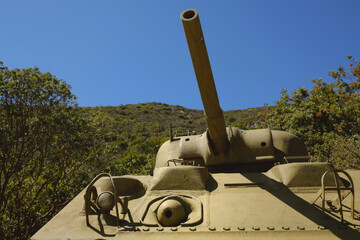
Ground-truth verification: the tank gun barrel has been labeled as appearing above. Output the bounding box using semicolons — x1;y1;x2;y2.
181;9;229;153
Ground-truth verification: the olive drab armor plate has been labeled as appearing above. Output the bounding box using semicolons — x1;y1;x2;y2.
32;9;360;240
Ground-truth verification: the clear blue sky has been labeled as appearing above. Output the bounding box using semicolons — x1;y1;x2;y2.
1;1;359;110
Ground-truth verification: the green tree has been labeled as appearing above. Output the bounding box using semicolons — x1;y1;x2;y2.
107;151;155;176
0;62;95;239
265;57;360;168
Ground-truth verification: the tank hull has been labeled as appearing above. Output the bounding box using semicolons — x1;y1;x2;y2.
32;168;360;240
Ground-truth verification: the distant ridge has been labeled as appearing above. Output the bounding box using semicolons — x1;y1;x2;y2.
80;102;267;140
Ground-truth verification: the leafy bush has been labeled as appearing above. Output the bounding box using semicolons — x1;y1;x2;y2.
0;62;97;239
265;57;360;168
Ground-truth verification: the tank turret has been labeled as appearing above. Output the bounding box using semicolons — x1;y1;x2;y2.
32;9;360;240
156;9;309;172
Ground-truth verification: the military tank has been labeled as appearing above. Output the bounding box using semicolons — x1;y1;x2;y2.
32;9;360;240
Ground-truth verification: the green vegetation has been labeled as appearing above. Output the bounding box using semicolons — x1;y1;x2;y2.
264;56;360;168
0;62;96;239
1;57;359;239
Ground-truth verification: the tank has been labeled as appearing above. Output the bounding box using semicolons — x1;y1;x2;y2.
32;9;360;240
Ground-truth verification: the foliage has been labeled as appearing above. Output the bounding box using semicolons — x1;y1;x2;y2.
265;57;360;168
107;151;155;176
0;62;95;239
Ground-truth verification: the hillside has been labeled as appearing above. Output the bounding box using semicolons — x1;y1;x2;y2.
81;102;266;139
81;102;264;137
78;102;267;175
